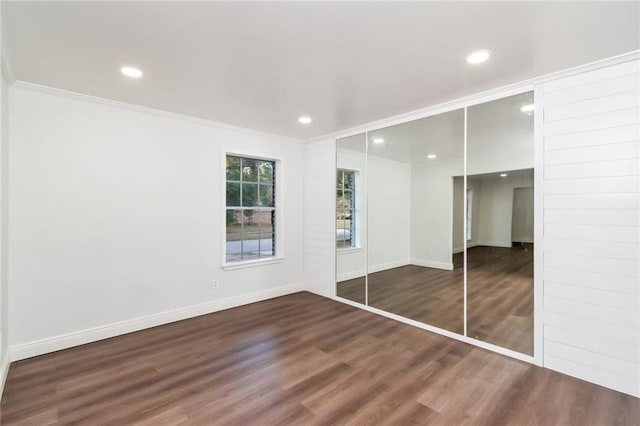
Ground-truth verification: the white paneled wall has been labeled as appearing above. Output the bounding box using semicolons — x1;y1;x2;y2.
303;138;336;298
541;60;640;397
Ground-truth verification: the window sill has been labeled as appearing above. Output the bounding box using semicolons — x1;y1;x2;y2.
337;247;362;254
222;256;285;271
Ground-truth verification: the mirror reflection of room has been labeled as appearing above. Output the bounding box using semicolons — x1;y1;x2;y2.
335;133;367;304
366;109;465;333
463;170;534;354
466;91;535;355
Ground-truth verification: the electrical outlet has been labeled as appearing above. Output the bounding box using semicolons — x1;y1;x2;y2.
212;280;219;289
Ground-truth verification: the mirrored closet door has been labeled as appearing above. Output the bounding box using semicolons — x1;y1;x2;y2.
335;90;535;357
336;133;367;305
466;92;535;355
366;110;465;333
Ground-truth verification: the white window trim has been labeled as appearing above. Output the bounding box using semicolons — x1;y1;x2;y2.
221;150;285;269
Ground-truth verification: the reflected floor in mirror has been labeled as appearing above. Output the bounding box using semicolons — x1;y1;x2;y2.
336;276;366;305
337;245;533;354
367;254;464;335
467;243;533;355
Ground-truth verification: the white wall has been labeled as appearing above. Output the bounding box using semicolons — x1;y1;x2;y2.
464;171;535;248
367;154;411;273
303;138;336;298
8;86;304;358
410;159;463;269
541;59;640;397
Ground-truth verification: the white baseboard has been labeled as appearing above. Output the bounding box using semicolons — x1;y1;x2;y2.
338;260;411;281
10;283;304;362
477;240;512;248
337;269;366;282
368;259;411;274
410;259;454;270
0;351;9;401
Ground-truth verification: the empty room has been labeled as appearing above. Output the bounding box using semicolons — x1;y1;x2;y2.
0;1;638;424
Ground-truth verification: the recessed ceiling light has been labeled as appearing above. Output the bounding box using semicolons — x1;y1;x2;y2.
466;50;491;65
121;66;143;78
298;116;312;124
373;138;384;144
500;173;508;177
521;104;535;113
427;154;437;159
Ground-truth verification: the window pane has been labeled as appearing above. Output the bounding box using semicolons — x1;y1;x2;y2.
225;155;276;263
337;194;350;210
259;184;274;207
242;158;259;182
337;170;344;189
226;156;241;181
343;171;354;190
226;209;243;262
242;183;259;207
259;161;274;184
226;182;240;206
258;211;275;257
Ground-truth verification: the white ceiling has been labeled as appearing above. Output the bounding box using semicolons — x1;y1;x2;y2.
4;1;639;140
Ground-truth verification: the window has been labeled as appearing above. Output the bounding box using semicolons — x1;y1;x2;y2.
336;169;356;248
466;188;473;241
225;155;275;263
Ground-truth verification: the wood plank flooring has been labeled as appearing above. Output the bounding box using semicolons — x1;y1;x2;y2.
338;244;533;355
2;291;638;425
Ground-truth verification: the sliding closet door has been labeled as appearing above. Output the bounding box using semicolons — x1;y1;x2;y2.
367;110;465;333
466;92;535;354
335;133;367;304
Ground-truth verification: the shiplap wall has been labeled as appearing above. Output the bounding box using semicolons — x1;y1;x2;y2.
303;138;336;298
541;60;640;397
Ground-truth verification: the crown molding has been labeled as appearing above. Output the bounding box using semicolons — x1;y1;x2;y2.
306;49;640;143
11;80;304;144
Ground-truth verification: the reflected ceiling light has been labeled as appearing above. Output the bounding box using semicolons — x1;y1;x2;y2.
427;154;437;159
373;138;384;144
298;116;312;124
121;66;143;78
466;50;491;64
521;104;535;113
500;173;508;177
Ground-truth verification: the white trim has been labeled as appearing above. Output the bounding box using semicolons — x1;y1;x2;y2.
0;352;10;400
337;246;362;254
463;106;468;338
309;50;640;143
221;151;284;268
410;259;454;271
10;283;304;361
12;81;302;144
533;84;545;367
337;270;366;282
475;240;513;248
368;259;411;274
222;256;285;271
335;295;537;365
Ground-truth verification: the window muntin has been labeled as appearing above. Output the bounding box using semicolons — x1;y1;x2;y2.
226;155;275;263
336;169;356;248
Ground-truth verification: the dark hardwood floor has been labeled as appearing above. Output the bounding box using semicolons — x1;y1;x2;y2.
338;244;533;355
2;292;637;425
